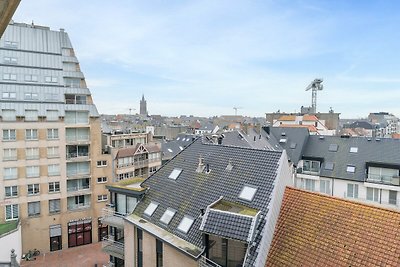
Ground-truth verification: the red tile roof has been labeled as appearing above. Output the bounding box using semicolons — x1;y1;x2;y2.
279;124;317;132
302;114;318;121
266;187;400;267
277;115;296;121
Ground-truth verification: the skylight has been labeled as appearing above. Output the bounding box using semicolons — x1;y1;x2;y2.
346;165;356;173
176;137;180;140
144;201;159;216
350;147;358;153
328;144;338;152
177;215;195;234
179;146;183;150
168;168;182;180
167;148;173;153
160;208;176;225
239;185;258;201
279;138;287;143
324;162;334;171
290;142;297;149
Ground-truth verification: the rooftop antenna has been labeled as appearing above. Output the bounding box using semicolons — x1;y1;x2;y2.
305;78;323;113
233;106;243;116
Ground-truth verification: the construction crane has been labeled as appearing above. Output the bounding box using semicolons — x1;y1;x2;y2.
305;78;323;113
233;106;243;116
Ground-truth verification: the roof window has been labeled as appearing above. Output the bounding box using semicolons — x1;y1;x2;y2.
168;168;182;180
167;148;173;153
346;165;356;173
349;147;358;153
279;138;287;143
177;215;195;234
324;162;334;171
290;142;297;149
328;144;338;152
239;185;257;201
160;208;176;225
144;201;159;216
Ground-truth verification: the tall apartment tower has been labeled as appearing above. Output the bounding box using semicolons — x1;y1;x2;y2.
139;94;148;116
0;22;112;253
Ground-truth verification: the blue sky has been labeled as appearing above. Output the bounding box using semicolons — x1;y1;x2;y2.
12;0;400;118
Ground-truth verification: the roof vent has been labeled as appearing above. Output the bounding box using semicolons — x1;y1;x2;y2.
196;155;205;173
281;132;286;136
319;136;325;140
226;159;233;171
375;138;381;141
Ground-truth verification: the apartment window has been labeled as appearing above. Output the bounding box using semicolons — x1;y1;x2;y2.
347;183;359;198
5;186;18;198
65;111;89;124
2;73;17;80
24;93;39;100
2;92;16;99
156;239;163;267
144;202;159;217
48;164;60;176
25;110;38;121
5;204;18;220
96;160;107;167
149;166;157;173
97;177;107;183
137;229;143;267
389;190;397;205
3;57;17;64
46;110;59;121
366;187;380;202
319;180;330;195
28;184;40;195
26;166;40;178
45;76;58;83
47;146;59;158
49;182;60;193
47;129;59;139
28;201;40;217
4;167;17;179
239;185;258;201
3;148;17;161
2;109;16;121
25;129;38;140
160;208;176;225
24;75;38;82
304;179;315;191
97;195;108;202
303;160;320;174
26;147;39;160
49;199;61;213
2;129;16;141
177;215;195;234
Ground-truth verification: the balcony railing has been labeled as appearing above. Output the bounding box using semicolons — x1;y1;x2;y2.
67;170;90;178
101;208;125;228
65;99;87;105
102;235;124;260
296;167;320;176
365;174;400;186
198;256;222;267
66;135;90;142
66;152;89;160
67;202;91;211
67;185;90;192
117;158;161;169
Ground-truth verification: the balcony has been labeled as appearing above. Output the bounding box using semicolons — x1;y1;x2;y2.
102;235;124;260
65;99;87;105
365;174;400;186
198;256;222;267
66;152;90;161
101;208;125;229
117;160;150;169
67;201;91;211
66;135;90;144
67;185;91;196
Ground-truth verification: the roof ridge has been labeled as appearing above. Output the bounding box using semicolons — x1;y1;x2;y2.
200;138;283;154
286;186;400;215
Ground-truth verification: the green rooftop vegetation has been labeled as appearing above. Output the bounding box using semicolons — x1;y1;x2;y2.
212;199;258;216
109;177;147;191
0;221;18;236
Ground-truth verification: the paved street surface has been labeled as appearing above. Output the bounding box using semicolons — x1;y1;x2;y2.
20;242;109;267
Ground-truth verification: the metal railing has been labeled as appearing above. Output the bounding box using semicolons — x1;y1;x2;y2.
67;185;90;192
198;256;222;267
102;235;124;259
65;99;87;105
66;152;89;159
66;135;90;142
66;170;90;177
67;202;91;210
365;174;400;186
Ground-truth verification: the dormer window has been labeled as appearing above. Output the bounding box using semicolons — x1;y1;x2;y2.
239;185;257;202
160;208;176;225
168;168;182;180
144;201;159;216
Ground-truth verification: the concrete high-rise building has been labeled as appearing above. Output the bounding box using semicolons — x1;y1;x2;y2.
139;94;148;116
0;22;112;254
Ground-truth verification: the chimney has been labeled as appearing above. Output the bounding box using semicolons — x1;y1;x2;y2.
205;163;210;173
196;155;205;173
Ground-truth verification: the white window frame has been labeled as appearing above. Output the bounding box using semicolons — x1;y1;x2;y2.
25;129;38;140
5;204;19;221
97;194;108;202
3;148;17;161
97;177;107;183
5;186;18;198
27;183;40;195
2;73;17;80
347;183;359;198
4;167;17;179
48;164;60;176
28;201;40;217
48;182;60;193
2;129;16;141
47;146;59;158
26;147;39;160
47;128;59;140
366;187;380;202
26;166;40;178
2;92;16;99
96;160;107;167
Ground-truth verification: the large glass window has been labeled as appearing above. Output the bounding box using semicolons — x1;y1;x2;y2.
49;199;61;213
389;190;397;205
347;184;359;198
28;201;40;216
137;229;143;267
303;179;315;191
156;239;163;267
5;186;18;198
3;129;16;141
207;235;247;267
302;160;320;174
319;180;330;195
5;204;18;220
366;187;380;202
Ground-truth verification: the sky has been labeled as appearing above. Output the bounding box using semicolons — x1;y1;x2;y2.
11;0;400;118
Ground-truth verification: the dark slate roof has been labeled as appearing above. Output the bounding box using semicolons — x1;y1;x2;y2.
268;127;309;166
200;209;254;242
220;129;280;151
132;138;283;265
302;135;400;182
161;134;197;159
343;120;377;129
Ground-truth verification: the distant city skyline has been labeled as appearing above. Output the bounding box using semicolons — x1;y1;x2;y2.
11;0;400;118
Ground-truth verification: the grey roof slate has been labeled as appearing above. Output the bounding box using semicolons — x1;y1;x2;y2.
220;129;280;151
268;127;309;166
302;135;400;182
200;209;254;242
133;138;283;265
